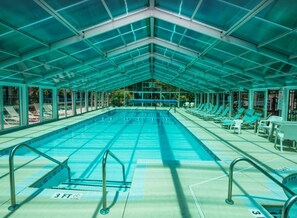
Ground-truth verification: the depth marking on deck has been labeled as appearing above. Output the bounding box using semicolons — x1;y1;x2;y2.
51;192;82;200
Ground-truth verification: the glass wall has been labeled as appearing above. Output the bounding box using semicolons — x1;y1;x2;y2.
76;91;82;114
2;86;21;129
239;91;249;109
267;90;280;116
58;89;67;118
43;88;53;120
288;89;297;121
28;86;40;124
254;91;265;114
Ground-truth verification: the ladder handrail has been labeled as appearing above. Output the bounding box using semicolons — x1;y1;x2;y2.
8;143;71;211
282;194;297;218
100;149;126;215
225;157;295;206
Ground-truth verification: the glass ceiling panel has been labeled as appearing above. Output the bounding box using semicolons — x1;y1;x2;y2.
232;18;287;45
97;36;125;52
48;56;80;69
126;0;148;12
49;0;110;31
0;1;51;28
266;32;297;56
206;49;236;63
60;41;90;55
0;24;10;35
6;60;39;72
71;48;101;61
23;17;74;44
256;0;297;29
129;46;150;58
183;29;215;46
215;42;247;56
180;37;207;53
194;0;262;31
171;53;192;65
105;0;126;18
0;32;41;54
241;52;275;66
156;0;198;18
32;51;66;64
89;29;119;44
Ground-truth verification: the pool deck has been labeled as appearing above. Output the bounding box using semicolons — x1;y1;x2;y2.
0;107;296;217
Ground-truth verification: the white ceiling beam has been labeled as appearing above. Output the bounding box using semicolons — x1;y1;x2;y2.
0;8;151;69
152;8;297;67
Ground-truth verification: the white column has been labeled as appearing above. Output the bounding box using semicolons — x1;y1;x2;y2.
95;91;98;109
72;91;76;116
85;91;88;112
101;92;105;107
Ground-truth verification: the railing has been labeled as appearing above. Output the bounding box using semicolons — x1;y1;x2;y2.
8;143;71;211
225;157;295;206
100;150;126;215
282;194;297;218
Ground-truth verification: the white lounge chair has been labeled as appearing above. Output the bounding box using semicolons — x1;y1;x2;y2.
4;106;20;125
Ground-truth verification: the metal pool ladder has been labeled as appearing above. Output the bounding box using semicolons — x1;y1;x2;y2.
100;149;126;215
8;143;71;211
225;157;296;218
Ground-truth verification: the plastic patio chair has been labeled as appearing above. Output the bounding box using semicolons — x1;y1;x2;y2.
230;119;243;134
257;115;283;136
274;124;297;152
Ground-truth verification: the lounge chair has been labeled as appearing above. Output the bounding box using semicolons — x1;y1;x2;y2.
4;106;20;125
203;105;223;120
186;103;203;113
213;107;230;123
257;115;283;136
191;103;209;116
196;104;217;117
223;109;254;128
220;108;246;127
242;113;262;128
4;106;38;124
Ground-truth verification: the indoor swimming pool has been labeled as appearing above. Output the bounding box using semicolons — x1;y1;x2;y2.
25;109;219;185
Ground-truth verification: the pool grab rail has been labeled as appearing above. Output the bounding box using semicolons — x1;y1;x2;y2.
100;149;126;215
282;194;297;218
225;157;296;218
8;143;71;211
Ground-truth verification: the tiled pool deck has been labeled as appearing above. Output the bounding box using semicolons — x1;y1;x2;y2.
0;107;296;217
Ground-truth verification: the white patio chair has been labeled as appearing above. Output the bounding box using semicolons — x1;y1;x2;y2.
257;115;283;136
274;124;297;152
230;119;243;134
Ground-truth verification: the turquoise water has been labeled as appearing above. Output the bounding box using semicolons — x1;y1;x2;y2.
30;109;218;182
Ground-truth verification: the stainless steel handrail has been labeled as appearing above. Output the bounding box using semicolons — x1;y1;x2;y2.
8;143;71;211
100;150;126;215
282;194;297;218
225;157;295;205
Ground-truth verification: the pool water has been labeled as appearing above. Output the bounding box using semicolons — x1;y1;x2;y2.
29;109;218;183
